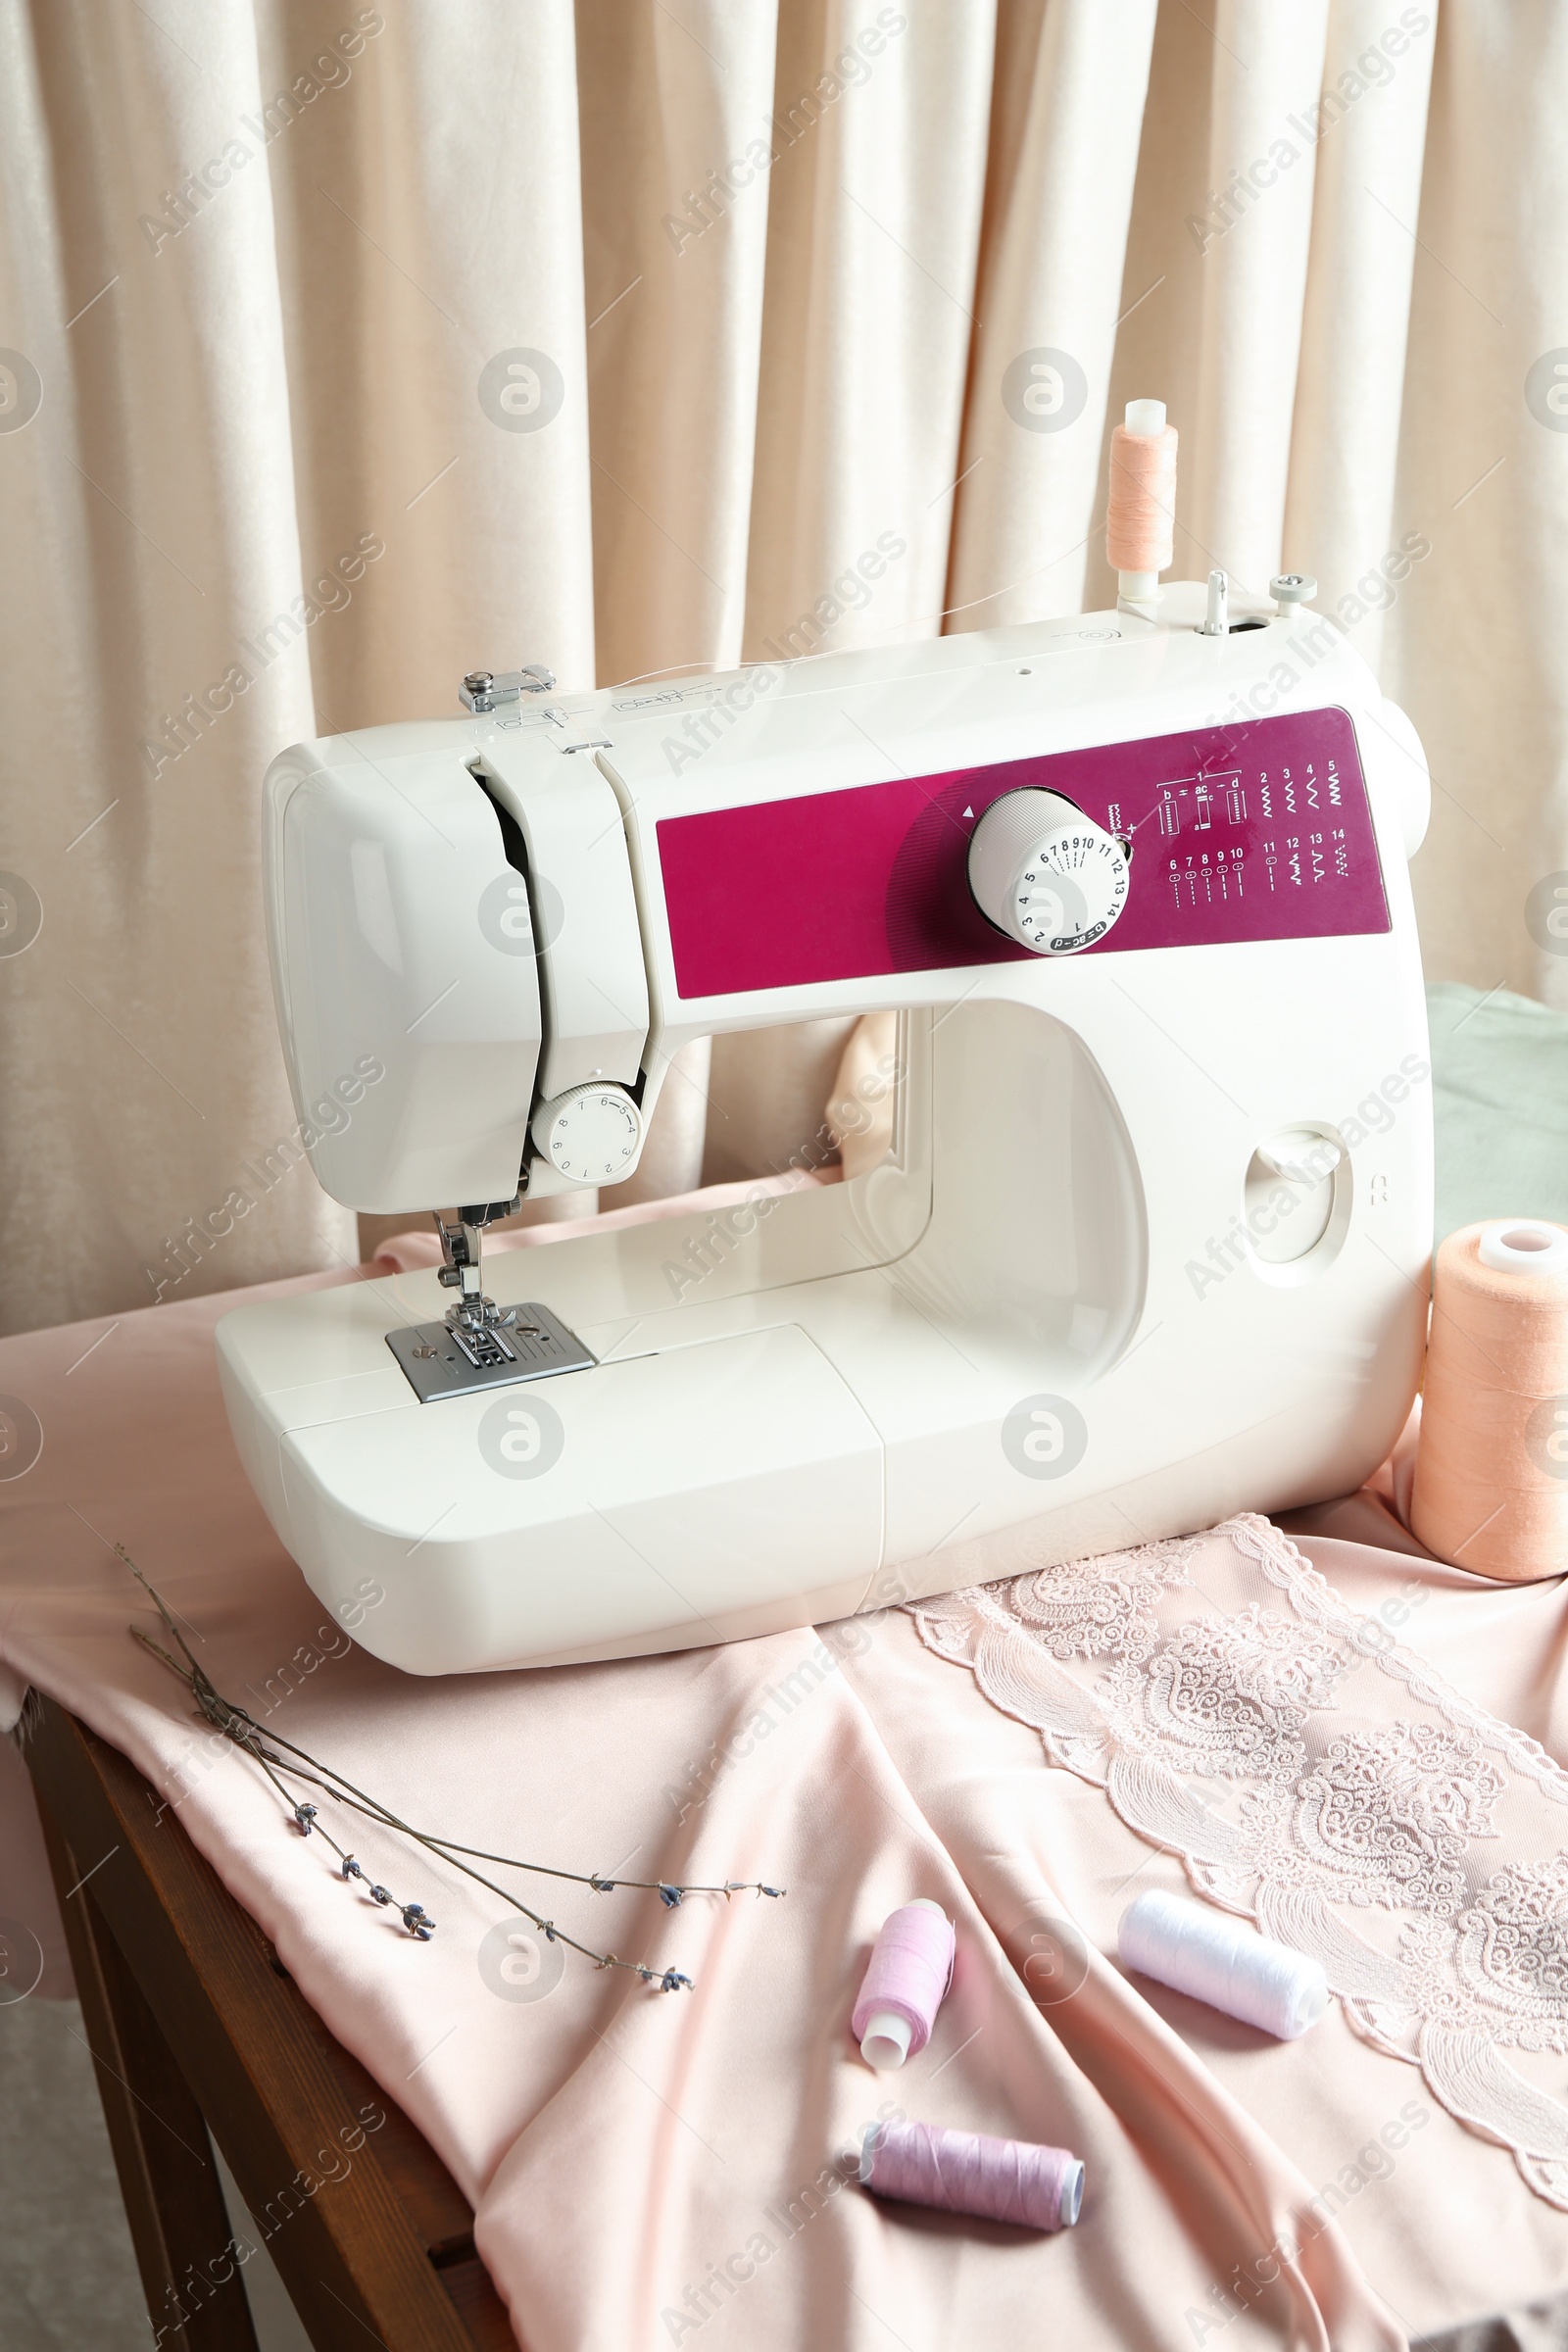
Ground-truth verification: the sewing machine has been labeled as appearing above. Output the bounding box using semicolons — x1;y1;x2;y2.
217;579;1434;1675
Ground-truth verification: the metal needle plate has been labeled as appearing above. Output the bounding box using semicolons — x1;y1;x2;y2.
385;1302;596;1403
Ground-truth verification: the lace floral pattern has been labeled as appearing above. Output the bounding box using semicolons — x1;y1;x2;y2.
909;1513;1568;2209
1004;1536;1196;1665
1292;1723;1504;1913
1107;1604;1349;1784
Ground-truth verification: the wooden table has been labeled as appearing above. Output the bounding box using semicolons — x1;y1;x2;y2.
24;1695;514;2350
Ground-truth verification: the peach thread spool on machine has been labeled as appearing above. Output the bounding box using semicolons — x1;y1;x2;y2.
1106;397;1177;613
1411;1218;1568;1579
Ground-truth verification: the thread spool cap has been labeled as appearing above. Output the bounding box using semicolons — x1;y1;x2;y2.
1478;1220;1568;1277
1060;2161;1086;2227
1123;398;1166;436
1270;573;1317;608
859;2009;913;2070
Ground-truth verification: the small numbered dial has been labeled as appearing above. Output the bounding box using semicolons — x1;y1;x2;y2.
967;788;1131;955
531;1083;644;1185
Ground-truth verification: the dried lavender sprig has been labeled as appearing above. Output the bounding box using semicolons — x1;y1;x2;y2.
119;1554;783;1907
122;1552;778;1986
197;1724;781;1907
204;1724;782;1906
129;1624;781;1918
129;1626;437;1939
393;1838;784;1908
129;1617;688;1986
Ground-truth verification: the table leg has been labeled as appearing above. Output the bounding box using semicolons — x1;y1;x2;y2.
38;1800;262;2352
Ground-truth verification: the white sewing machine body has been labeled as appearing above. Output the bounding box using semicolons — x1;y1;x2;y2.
218;582;1433;1675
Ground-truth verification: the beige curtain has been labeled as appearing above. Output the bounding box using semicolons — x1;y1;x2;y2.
2;0;1562;1335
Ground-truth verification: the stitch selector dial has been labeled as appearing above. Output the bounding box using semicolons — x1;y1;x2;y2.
967;789;1130;956
531;1083;644;1184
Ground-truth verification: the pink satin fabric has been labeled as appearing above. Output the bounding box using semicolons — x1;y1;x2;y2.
366;1169;834;1276
2;1261;1563;2345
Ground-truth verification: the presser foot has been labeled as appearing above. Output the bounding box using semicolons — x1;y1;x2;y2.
444;1293;513;1334
386;1302;597;1404
431;1202;528;1350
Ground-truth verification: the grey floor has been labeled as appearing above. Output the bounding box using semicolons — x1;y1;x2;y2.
0;1989;309;2351
1;1993;143;2349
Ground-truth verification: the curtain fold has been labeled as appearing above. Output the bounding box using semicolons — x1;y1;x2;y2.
744;0;997;653
261;0;596;718
3;0;1565;1337
1388;0;1568;1012
1285;0;1437;669
946;0;1158;630
576;0;778;686
1187;0;1330;599
1;0;350;1333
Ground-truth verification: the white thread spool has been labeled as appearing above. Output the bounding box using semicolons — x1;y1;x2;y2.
1118;1890;1329;2039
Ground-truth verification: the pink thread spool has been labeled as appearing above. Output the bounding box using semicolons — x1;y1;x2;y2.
1105;396;1177;609
859;2119;1084;2231
851;1899;955;2069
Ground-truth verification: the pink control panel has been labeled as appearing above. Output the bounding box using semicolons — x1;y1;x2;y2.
656;707;1390;1000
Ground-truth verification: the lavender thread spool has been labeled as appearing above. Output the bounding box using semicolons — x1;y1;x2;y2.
859;2119;1085;2231
1119;1889;1329;2039
852;1898;956;2069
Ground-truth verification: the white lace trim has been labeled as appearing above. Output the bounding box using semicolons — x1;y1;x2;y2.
908;1512;1568;2209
